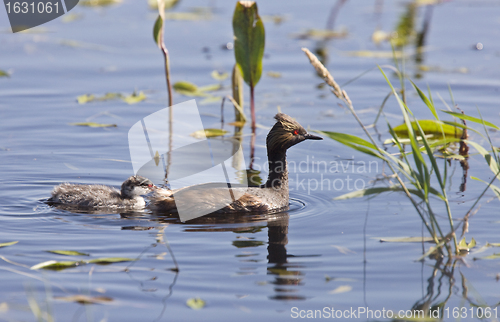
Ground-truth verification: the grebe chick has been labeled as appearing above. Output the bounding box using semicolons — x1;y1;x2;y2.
48;176;155;209
149;113;322;217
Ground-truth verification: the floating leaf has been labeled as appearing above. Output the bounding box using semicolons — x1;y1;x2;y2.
79;0;122;7
186;297;205;310
198;84;221;92
393;120;462;139
46;250;89;256
329;285;352;294
154;151;161;166
458;238;476;251
0;241;18;248
474;253;500;260
344;50;407;59
199;96;222;105
70;122;117;128
211;70;229;81
54;295;113;305
86;257;136;264
266;71;281;78
31;260;84;270
148;0;179;11
173;81;202;96
233;1;265;87
292;29;348;40
62;13;83;23
77;92;121;104
376;237;434;243
121;91;146;104
232;240;265;248
190;129;228;139
0;70;10;77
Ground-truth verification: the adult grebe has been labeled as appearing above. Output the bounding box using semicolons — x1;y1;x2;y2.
149;113;322;217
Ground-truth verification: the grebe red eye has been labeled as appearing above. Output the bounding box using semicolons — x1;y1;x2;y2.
293;130;299;135
148;184;152;188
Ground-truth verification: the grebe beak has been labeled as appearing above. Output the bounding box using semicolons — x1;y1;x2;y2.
304;133;323;140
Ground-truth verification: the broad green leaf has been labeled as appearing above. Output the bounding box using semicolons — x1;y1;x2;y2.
328;285;352;294
46;250;89;256
121;91;146;104
0;70;10;77
54;295;113;305
186;297;205;310
190;129;228;139
0;241;18;248
376;237;434;243
31;260;84;270
70;122;117;128
86;257;136;264
153;15;163;48
442;111;499;130
79;0;122;7
211;70;229;81
233;1;265;87
393;120;462;139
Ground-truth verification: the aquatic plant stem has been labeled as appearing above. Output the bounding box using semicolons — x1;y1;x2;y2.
161;44;173;107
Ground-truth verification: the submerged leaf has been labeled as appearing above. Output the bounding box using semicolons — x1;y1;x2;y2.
46;250;90;256
233;1;265;87
190;129;228;139
393;120;462;139
54;295;113;305
376;237;434;243
186;297;205;310
0;241;18;248
70;122;117;128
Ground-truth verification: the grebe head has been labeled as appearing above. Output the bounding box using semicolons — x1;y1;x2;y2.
266;113;322;155
121;176;156;199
